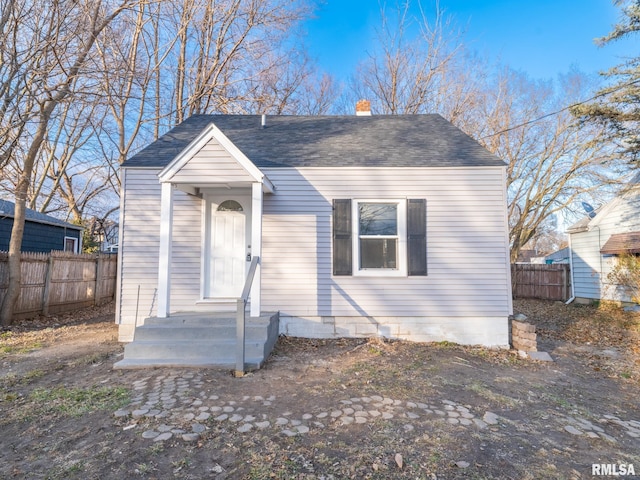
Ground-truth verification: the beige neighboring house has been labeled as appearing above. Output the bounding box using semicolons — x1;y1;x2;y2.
115;107;513;367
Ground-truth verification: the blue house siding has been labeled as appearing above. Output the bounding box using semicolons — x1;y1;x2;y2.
0;217;81;253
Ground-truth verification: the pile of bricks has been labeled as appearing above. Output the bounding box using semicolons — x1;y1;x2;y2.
511;319;538;352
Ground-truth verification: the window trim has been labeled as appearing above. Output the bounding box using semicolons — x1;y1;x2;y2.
352;199;407;277
64;236;78;253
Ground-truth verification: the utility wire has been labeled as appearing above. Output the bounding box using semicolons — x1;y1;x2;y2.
480;78;640;139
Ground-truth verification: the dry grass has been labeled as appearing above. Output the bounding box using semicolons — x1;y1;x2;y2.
514;298;640;378
515;299;640;345
1;300;640;479
0;302;115;359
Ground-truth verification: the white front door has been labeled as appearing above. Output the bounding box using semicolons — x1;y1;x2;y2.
206;197;250;298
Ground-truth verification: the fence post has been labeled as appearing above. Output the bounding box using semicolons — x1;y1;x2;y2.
95;255;103;306
42;255;55;316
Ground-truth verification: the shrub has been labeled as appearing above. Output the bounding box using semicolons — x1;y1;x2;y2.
607;253;640;303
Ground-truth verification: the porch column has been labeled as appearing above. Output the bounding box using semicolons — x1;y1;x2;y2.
250;182;262;317
157;182;174;318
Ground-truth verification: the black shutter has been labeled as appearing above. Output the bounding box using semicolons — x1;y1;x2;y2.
333;199;352;276
407;198;427;276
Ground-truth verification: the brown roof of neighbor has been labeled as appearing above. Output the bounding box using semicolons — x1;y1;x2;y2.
600;231;640;255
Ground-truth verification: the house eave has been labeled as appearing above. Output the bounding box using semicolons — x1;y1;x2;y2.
566;225;589;235
120;165;162;170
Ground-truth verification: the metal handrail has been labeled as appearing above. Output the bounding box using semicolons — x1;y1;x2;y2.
235;255;260;377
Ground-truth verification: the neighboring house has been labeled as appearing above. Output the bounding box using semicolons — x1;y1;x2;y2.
567;174;640;303
515;249;539;264
0;199;82;253
116;108;513;355
536;247;570;265
547;247;571;264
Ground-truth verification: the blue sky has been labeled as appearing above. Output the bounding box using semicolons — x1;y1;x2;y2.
304;0;638;82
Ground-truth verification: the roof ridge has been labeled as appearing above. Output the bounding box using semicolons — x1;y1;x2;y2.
123;115;505;169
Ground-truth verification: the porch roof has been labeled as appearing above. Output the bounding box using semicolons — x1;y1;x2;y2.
600;231;640;255
122;114;505;169
157;122;275;193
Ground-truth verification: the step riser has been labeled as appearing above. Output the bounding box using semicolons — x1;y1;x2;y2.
115;312;279;370
114;359;264;369
123;341;269;361
143;315;275;327
133;326;270;342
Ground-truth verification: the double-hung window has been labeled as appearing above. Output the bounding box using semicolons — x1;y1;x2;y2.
333;198;427;277
355;200;407;276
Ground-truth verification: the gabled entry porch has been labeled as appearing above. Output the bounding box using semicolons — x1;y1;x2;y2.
116;122;277;372
155;122;275;319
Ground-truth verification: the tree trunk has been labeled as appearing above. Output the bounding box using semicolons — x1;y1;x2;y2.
0;181;28;326
0;118;48;325
0;1;132;325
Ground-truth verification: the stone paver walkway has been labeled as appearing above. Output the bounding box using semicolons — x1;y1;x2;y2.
114;372;640;444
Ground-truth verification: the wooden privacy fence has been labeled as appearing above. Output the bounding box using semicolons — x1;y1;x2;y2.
511;264;571;301
0;251;117;319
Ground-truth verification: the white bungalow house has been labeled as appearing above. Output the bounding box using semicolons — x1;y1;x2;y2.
568;173;640;304
115;106;512;368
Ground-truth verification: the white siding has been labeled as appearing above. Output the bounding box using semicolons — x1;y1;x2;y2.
118;168;217;340
571;229;603;300
170;190;204;310
571;185;640;302
117;168;162;341
171;142;255;184
260;167;511;345
118;163;512;346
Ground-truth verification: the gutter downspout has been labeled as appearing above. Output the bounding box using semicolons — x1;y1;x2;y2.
565;232;576;304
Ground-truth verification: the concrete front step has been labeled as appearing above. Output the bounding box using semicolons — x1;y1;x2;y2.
112;357;266;370
113;312;279;370
142;313;274;327
133;324;273;342
121;339;269;359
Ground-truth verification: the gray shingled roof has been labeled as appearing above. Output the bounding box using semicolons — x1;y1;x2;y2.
566;215;593;234
122;114;505;169
0;199;82;230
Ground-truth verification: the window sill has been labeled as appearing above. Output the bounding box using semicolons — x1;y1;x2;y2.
352;269;408;277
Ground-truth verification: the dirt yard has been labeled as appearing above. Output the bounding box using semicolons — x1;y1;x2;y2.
1;300;639;479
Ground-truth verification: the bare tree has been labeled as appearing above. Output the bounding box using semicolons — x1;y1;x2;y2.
299;73;339;115
0;0;134;326
348;0;629;261
350;0;463;114
241;51;339;115
474;69;627;262
0;0;329;324
89;0;322;168
93;0;157;166
157;0;315;119
523;215;568;256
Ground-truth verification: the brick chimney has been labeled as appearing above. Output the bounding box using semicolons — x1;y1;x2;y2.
356;99;372;116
